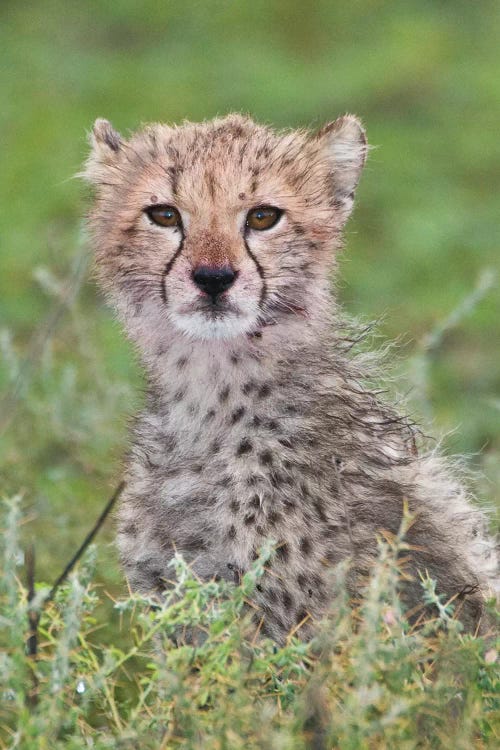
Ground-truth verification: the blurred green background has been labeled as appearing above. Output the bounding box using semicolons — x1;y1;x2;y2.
1;0;499;595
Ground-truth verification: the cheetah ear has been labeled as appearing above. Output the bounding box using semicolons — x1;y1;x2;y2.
82;119;124;184
316;114;367;222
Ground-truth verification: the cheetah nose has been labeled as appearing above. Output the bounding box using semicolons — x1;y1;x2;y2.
192;265;237;299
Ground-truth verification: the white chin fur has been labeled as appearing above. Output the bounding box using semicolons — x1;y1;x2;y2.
169;310;256;341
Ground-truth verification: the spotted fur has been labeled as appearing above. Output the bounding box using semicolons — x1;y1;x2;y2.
83;114;498;642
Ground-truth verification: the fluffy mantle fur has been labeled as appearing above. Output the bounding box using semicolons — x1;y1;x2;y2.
83;113;498;642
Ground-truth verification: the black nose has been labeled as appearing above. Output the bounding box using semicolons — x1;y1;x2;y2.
192;265;237;299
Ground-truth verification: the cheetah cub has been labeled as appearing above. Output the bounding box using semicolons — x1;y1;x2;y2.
84;114;497;642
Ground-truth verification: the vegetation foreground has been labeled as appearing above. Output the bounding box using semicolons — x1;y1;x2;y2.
1;495;498;749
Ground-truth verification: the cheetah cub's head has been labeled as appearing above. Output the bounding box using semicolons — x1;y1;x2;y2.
84;114;366;344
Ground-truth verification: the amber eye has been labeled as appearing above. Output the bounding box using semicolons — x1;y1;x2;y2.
246;206;282;231
145;204;182;228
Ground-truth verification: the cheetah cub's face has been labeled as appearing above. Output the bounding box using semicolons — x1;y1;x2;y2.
84;114;366;343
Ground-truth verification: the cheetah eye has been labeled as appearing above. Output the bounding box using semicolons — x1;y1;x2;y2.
145;204;182;228
246;206;282;231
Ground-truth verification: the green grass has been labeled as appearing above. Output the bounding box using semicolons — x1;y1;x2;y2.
1;496;499;749
1;1;499;746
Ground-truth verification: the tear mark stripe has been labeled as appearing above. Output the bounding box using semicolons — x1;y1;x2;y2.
244;239;267;308
161;237;184;304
